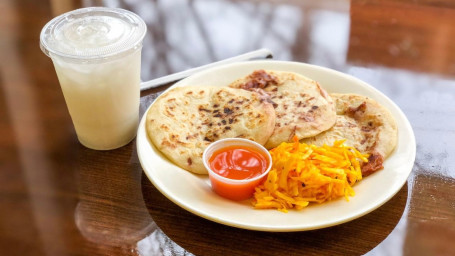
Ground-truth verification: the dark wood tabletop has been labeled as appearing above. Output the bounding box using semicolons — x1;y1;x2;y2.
1;0;454;255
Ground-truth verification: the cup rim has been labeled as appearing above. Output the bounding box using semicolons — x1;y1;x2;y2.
202;138;272;184
40;7;147;63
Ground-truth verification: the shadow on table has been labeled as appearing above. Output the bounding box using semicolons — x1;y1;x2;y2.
141;172;408;256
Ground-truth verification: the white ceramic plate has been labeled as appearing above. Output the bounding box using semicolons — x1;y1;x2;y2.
137;61;415;232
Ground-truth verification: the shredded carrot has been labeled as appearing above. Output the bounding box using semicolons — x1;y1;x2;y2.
252;136;369;212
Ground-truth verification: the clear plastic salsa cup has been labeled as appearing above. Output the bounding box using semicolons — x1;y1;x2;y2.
40;7;146;150
203;138;272;201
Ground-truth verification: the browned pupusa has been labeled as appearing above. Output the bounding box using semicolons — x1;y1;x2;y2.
229;70;337;149
146;86;276;174
301;93;398;176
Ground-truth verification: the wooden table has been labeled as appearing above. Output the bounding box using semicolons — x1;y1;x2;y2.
1;0;454;255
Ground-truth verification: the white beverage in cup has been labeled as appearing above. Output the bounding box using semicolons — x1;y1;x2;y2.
40;7;146;150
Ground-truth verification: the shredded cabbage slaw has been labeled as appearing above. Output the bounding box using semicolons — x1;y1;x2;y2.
253;136;369;212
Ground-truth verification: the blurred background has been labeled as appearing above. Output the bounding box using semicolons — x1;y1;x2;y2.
47;0;455;81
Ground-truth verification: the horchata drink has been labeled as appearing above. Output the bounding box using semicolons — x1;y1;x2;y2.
40;7;146;150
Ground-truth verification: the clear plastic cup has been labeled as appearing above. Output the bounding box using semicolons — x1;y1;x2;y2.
40;7;147;150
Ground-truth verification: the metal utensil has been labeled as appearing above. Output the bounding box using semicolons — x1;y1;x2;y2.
140;48;273;91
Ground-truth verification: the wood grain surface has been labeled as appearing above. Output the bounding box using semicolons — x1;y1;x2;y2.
1;0;454;255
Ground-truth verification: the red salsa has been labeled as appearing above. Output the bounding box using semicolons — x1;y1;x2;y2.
208;145;269;180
